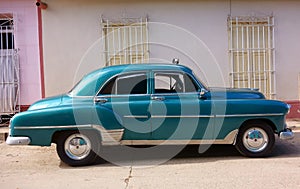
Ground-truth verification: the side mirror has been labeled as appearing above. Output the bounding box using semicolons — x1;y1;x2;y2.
199;88;208;99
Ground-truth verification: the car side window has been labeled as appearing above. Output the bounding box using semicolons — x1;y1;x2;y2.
184;74;199;92
100;73;147;95
154;72;198;93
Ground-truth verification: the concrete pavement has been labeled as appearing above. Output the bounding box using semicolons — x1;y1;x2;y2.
1;131;300;188
287;120;300;130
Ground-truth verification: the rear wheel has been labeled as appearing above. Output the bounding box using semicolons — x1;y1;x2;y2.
235;121;275;157
56;130;100;166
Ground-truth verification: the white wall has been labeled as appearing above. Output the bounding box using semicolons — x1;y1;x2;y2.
230;0;300;100
42;0;300;100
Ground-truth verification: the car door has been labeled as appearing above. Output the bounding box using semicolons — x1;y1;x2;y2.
94;72;152;140
150;71;214;141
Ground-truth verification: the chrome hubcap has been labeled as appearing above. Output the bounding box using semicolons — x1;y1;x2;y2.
243;128;268;153
64;134;91;160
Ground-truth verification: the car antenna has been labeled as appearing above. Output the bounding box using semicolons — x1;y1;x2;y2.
172;58;179;64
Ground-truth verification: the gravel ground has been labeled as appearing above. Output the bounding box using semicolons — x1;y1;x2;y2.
0;129;300;189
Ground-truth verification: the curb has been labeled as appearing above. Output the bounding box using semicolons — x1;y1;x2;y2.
0;132;8;142
0;125;9;142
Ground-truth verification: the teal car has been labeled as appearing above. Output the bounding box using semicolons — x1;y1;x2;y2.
6;63;293;166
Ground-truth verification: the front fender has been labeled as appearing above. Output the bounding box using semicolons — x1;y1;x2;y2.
9;104;124;146
214;99;289;139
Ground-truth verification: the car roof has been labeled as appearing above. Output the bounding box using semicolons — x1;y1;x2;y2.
90;63;193;77
70;63;199;96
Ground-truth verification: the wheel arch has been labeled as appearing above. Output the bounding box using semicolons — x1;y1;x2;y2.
52;130;71;144
240;118;277;133
234;118;276;157
51;128;102;144
233;118;277;145
53;129;102;166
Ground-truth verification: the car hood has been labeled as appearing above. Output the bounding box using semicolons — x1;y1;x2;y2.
28;95;64;111
27;94;94;111
208;88;265;99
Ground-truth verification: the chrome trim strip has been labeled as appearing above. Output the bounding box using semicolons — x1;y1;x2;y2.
151;115;214;118
98;94;152;98
124;115;149;119
215;113;284;118
120;130;238;146
150;92;199;96
126;113;284;119
68;95;95;98
14;125;91;130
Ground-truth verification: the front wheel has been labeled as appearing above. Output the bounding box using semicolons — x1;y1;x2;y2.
56;130;100;166
235;121;275;157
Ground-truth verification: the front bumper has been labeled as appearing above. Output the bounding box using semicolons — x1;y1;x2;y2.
279;128;294;140
6;136;31;145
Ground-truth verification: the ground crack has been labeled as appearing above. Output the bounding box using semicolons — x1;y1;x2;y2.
124;166;133;189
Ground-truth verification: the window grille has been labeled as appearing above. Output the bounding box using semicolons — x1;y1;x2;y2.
101;17;149;66
0;13;20;114
228;16;275;99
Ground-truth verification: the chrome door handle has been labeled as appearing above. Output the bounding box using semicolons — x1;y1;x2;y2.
94;97;108;104
151;96;165;101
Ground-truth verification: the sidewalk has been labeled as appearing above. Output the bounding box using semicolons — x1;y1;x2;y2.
1;120;300;142
0;125;8;141
287;119;300;131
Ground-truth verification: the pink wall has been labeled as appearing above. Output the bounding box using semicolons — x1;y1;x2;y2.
0;0;42;105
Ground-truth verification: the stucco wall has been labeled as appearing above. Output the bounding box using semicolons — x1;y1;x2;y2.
230;0;300;101
0;0;42;105
41;0;300;101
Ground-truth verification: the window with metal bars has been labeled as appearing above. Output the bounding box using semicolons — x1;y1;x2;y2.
0;14;14;49
101;17;149;66
228;16;275;99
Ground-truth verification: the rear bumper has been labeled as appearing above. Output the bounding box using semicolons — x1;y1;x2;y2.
279;128;294;140
6;136;31;145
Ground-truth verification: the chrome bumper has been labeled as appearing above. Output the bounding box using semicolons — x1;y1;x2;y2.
6;136;31;145
279;128;294;140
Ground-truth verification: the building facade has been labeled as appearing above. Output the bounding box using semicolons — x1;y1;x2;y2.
0;0;43;120
1;0;299;118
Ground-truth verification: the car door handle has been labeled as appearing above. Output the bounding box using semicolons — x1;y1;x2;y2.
151;96;165;101
94;97;108;104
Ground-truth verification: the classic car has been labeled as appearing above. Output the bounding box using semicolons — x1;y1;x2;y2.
6;63;294;166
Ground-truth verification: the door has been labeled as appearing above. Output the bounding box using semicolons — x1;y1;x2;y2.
150;72;214;141
0;14;20;114
94;72;151;140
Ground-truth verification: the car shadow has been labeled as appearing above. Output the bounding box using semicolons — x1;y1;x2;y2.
271;132;300;158
59;144;242;168
59;133;300;168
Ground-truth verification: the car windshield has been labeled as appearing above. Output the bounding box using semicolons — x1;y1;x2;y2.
68;73;99;96
192;72;209;91
68;78;84;96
